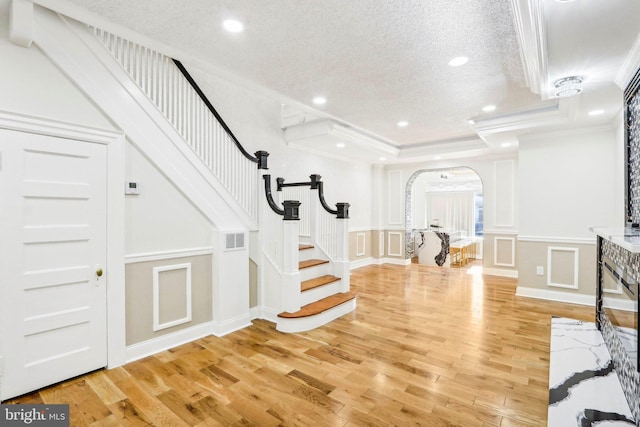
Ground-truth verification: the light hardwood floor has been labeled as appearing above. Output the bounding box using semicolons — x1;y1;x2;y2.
8;263;595;426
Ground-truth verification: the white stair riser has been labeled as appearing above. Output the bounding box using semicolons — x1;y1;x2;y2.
301;280;342;306
298;248;318;262
300;263;331;281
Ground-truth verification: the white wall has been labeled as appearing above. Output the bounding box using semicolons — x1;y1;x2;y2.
0;0;114;129
383;155;519;233
519;126;622;239
185;64;374;230
124;141;214;254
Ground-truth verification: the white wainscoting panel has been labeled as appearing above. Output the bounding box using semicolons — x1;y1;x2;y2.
494;160;514;227
494;237;515;267
388;232;403;257
152;263;192;331
356;232;366;256
547;246;579;289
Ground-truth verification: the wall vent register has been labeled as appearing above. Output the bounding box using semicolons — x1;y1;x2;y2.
225;232;245;250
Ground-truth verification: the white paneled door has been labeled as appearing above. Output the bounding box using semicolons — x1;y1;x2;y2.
0;130;108;401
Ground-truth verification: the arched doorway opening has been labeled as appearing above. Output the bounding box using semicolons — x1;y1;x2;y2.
405;167;483;265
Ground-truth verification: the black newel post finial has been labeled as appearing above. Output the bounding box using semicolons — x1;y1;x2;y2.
309;174;321;190
283;200;301;220
255;151;269;170
336;202;350;219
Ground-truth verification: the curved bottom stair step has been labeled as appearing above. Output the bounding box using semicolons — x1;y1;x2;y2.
276;292;357;333
278;292;357;319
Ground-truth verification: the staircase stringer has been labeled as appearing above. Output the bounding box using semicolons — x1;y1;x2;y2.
40;11;259;230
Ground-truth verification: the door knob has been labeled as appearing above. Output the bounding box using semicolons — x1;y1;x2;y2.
96;267;103;277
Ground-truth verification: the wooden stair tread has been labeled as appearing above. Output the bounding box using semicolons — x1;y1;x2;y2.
299;259;329;269
301;275;340;292
298;244;314;250
278;292;357;318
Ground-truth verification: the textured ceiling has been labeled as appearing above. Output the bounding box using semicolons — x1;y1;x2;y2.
35;0;640;159
56;0;543;147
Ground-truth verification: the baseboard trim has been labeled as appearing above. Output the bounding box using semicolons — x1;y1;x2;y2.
125;321;213;363
251;306;279;323
516;286;595;307
350;257;376;269
211;313;253;337
603;296;637;312
483;267;518;278
382;257;411;266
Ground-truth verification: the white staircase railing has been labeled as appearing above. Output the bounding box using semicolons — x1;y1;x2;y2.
278;175;350;289
92;28;261;222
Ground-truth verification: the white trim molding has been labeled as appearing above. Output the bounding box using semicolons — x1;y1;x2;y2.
603;297;638;313
152;263;192;332
483;267;518;278
356;232;366;256
510;0;548;97
387;232;403;257
125;321;213;363
10;0;34;47
516;286;594;306
0;110;122;144
125;247;214;264
483;229;519;236
546;246;579;289
494;237;515;267
518;235;596;245
379;231;385;257
616;31;640;90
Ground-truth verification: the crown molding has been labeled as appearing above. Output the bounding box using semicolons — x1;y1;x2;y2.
10;0;34;47
616;31;640;90
510;0;549;98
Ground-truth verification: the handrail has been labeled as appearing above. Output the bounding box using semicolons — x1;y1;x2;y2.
276;174;349;218
263;175;301;220
317;181;350;219
172;59;269;169
277;175;321;191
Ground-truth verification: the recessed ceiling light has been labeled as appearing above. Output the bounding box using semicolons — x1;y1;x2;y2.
379;157;387;161
223;19;244;33
313;96;327;105
482;105;496;112
467;119;476;125
588;109;604;116
397;121;409;127
501;142;512;148
336;143;345;148
448;56;469;67
434;156;442;160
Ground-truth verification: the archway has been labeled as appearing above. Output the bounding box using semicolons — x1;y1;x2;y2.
404;167;483;262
